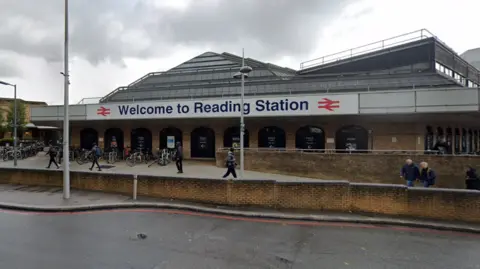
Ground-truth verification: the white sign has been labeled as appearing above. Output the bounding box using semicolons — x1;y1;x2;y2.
86;94;358;120
167;136;175;149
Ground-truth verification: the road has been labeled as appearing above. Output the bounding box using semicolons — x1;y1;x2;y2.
0;209;478;269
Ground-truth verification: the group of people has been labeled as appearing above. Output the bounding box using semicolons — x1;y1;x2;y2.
45;141;185;174
400;159;436;187
401;158;480;189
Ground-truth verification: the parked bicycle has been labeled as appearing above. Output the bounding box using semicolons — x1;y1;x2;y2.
76;149;94;165
126;149;151;167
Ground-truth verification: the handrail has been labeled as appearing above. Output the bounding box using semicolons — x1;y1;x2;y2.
300;29;433;70
218;147;443;155
95;82;466;104
127;72;165;87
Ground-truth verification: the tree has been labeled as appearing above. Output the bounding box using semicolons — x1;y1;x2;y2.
6;101;27;136
0;106;6;137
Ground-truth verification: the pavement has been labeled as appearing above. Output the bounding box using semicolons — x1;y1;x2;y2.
0;154;318;181
0;198;479;268
0;184;479;236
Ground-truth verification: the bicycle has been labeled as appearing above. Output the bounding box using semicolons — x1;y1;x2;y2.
107;148;120;164
76;149;94;165
148;148;175;167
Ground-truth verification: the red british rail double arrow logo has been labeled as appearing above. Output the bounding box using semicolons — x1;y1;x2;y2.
317;98;340;111
97;106;111;116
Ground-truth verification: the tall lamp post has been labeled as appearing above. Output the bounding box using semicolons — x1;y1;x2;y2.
233;49;252;179
62;0;70;199
0;80;18;167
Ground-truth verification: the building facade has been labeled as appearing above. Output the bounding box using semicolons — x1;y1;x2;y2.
30;29;480;157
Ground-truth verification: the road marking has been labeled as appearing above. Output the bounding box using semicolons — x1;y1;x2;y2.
0;208;478;237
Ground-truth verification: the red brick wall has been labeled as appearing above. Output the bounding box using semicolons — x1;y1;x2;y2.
1;168;479;223
216;151;480;189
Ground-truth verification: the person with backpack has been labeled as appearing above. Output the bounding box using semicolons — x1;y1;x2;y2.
89;143;102;171
45;143;60;169
419;161;436;188
222;148;237;179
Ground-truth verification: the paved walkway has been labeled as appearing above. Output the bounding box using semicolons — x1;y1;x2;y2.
0;155;317;181
0;184;478;234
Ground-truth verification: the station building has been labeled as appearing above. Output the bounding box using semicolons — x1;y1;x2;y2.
31;29;480;158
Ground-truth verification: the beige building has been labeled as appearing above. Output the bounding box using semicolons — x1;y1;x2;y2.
0;98;47;139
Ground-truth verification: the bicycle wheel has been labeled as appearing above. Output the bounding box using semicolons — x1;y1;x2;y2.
76;156;85;165
126;156;135;167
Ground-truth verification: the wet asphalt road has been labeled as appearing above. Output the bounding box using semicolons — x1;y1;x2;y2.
0;210;479;269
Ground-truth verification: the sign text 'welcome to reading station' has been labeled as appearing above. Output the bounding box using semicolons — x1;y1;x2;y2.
118;99;308;116
90;95;357;119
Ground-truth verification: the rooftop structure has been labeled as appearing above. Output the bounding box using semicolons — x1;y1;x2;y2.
96;29;479;104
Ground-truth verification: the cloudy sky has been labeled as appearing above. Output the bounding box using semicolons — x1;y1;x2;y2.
0;0;478;105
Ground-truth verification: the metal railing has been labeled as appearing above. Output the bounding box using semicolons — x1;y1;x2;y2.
77;97;103;104
300;29;435;70
96;79;459;104
217;147;445;155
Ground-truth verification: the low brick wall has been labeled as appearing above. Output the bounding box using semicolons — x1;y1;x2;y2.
1;168;479;223
216;151;480;189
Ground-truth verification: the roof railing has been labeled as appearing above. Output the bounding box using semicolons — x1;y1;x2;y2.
96;83;468;104
300;29;435;70
127;72;165;87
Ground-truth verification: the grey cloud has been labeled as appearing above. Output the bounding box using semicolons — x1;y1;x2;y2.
0;57;22;78
0;0;352;66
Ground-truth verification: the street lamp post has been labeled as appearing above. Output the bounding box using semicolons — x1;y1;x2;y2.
0;80;18;167
233;49;253;179
62;0;70;199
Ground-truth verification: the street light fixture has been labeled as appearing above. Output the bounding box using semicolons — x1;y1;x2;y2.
0;80;18;167
232;49;253;179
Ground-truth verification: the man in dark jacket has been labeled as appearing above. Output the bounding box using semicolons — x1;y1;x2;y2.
89;143;102;171
222;148;237;179
175;142;183;174
419;162;436;188
400;159;419;187
45;143;60;169
466;166;480;190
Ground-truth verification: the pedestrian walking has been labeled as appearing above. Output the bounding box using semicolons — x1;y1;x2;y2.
400;158;419;187
45;144;60;169
175;142;183;173
89;143;102;171
222;148;237;179
419;162;436;188
465;166;480;190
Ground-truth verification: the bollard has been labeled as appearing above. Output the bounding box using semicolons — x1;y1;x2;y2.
133;175;138;200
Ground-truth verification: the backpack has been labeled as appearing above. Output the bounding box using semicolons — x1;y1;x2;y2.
95;147;102;157
50;147;57;156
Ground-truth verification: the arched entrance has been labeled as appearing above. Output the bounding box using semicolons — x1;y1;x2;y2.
160;127;183;149
80;128;98;150
130;128;152;153
223;126;249;148
191;127;215;158
295;126;325;151
335;125;368;153
258;126;286;148
104;128;124;151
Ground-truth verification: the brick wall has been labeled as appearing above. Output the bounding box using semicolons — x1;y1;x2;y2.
0;168;479;223
216;151;480;189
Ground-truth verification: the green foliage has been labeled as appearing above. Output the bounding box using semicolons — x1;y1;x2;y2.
0;106;7;134
6;101;27;133
0;137;14;146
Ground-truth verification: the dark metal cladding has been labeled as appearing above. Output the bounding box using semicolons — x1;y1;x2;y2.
100;30;479;104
